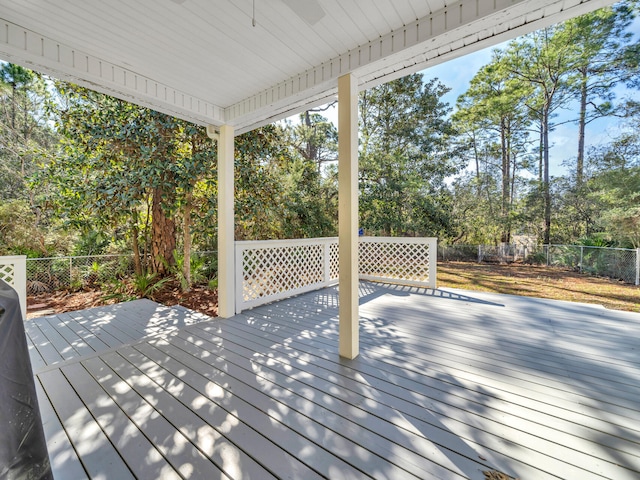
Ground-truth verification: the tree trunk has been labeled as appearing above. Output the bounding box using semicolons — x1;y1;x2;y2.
182;190;193;291
131;223;142;276
576;68;588;186
542;109;551;245
471;131;481;196
538;123;544;183
500;118;511;244
151;186;176;275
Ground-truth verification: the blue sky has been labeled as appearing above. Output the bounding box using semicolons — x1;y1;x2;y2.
315;31;637;179
421;44;635;178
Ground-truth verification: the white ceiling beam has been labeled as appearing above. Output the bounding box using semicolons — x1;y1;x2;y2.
0;18;226;127
227;0;617;134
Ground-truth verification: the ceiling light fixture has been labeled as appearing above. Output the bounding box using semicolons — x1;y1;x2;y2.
252;0;256;27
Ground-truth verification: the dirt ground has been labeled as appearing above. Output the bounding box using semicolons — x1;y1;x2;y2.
438;262;640;312
27;280;218;319
26;262;639;318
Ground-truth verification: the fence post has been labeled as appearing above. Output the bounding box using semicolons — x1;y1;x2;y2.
579;246;584;273
636;248;640;286
477;245;482;263
546;245;550;266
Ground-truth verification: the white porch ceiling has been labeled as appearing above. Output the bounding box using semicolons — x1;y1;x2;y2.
0;0;616;134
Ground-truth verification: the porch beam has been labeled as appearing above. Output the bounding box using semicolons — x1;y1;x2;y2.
227;0;616;133
217;125;235;318
338;73;359;360
0;19;225;127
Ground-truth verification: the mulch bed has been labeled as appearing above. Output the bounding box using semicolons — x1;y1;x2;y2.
27;281;218;319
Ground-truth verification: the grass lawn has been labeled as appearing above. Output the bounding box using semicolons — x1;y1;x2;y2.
437;261;640;312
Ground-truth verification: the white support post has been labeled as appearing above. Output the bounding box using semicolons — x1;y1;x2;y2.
217;125;236;318
636;248;639;286
338;73;359;360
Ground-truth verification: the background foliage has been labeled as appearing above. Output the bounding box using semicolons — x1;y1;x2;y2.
1;1;639;286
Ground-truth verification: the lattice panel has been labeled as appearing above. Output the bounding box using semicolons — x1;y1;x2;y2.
359;241;432;283
242;244;325;302
329;242;339;280
0;262;16;286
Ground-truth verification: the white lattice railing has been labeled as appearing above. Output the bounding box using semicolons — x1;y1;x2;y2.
0;255;27;319
235;237;338;311
359;236;437;287
235;236;436;312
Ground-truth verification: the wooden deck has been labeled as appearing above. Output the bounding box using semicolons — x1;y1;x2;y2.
27;284;640;479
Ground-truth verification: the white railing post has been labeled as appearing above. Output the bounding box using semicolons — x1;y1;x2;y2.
429;238;437;288
323;239;331;286
636;248;640;286
0;255;27;320
235;243;243;314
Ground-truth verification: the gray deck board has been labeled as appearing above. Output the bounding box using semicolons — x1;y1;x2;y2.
173;324;494;479
38;368;136;480
26;299;210;370
54;311;128;349
29;284;640;479
34;379;88;480
48;311;113;352
140;338;402;479
24;321;65;366
25;328;47;371
60;362;182;480
199;311;627;479
120;343;330;480
82;355;233;480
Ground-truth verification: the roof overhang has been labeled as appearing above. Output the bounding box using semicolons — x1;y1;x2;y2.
0;0;617;134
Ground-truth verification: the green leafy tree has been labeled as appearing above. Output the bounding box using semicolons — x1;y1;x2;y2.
359;74;460;237
556;2;640;185
454;50;533;243
37;83;215;279
504;28;576;244
0;63;59;253
291;109;338;171
282;111;337;238
585;104;640;247
0;64;55;202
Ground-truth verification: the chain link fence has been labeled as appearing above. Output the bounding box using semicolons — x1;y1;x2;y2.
546;245;639;285
438;244;532;263
437;244;478;262
439;244;640;285
25;245;639;293
26;251;218;294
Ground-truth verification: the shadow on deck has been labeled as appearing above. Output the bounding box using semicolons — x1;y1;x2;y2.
28;283;640;479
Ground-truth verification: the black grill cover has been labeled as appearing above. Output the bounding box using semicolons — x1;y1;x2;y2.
0;279;52;480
